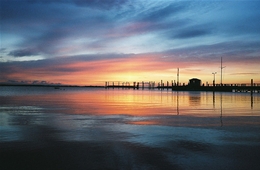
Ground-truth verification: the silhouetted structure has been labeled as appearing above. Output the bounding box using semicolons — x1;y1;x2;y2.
104;79;260;93
188;78;201;87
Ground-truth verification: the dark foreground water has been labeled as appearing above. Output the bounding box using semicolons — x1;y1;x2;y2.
1;86;260;170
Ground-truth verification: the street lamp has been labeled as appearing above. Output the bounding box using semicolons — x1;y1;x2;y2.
212;72;217;86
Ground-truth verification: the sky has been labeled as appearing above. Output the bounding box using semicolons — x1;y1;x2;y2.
1;0;260;86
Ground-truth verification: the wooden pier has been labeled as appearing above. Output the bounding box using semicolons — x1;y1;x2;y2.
105;80;260;93
105;81;156;89
170;85;260;92
170;79;260;92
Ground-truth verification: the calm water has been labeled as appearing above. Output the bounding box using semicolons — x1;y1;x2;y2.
1;86;260;170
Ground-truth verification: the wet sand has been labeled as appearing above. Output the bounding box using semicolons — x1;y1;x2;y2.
1;125;260;170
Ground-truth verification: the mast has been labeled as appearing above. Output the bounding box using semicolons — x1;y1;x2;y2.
177;68;179;86
220;57;225;86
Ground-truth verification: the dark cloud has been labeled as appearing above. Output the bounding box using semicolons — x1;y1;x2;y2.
160;40;260;64
8;48;39;57
0;48;7;52
1;0;118;56
172;28;211;39
71;0;130;10
0;53;133;74
140;3;186;22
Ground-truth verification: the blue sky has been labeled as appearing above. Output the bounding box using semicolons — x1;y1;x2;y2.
1;0;260;85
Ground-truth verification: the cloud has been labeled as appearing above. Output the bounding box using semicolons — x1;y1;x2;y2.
71;0;130;10
173;28;211;39
139;3;186;22
0;48;7;53
1;0;260;85
160;40;260;65
1;0;126;56
230;73;259;76
8;48;39;57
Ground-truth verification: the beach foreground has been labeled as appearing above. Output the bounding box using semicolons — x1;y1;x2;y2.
1;86;260;169
1;122;260;170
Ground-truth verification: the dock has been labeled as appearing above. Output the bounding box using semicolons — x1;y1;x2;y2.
105;80;260;93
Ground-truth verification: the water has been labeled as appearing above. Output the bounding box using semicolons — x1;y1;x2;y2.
1;86;260;170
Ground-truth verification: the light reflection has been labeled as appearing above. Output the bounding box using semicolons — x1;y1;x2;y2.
177;91;179;115
220;93;223;127
0;87;260;127
251;91;253;109
213;91;215;109
189;92;201;106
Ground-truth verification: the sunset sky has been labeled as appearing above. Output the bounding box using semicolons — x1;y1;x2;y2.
1;0;260;86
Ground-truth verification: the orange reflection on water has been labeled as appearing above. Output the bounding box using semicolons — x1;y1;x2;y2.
129;121;159;125
53;89;179;116
38;89;260;118
1;87;260;128
3;87;260;118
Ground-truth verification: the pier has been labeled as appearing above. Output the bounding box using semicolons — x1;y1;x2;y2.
170;84;260;92
105;80;260;93
105;81;156;90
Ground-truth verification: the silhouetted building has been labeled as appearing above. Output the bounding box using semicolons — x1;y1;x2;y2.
188;78;201;87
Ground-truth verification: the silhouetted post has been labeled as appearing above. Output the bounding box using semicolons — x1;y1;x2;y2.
167;81;169;89
177;68;179;86
249;79;253;107
137;82;139;89
133;82;136;89
251;79;253;93
220;57;225;86
212;72;217;87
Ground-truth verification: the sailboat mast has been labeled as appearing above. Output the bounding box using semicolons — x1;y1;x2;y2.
177;68;179;86
221;57;222;86
220;57;225;86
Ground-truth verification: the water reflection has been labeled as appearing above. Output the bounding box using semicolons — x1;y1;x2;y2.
213;91;215;109
1;86;260;170
176;91;179;115
251;91;254;109
220;93;223;127
0;87;260;127
189;92;201;106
